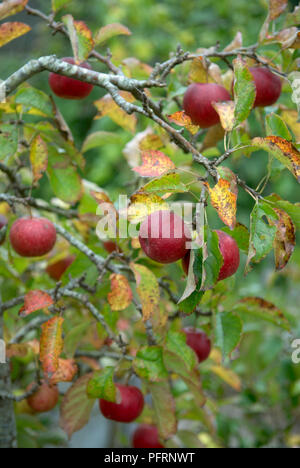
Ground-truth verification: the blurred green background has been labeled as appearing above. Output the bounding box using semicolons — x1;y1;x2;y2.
0;0;299;448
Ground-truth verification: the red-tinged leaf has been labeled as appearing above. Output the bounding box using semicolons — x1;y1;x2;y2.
0;22;31;47
60;373;95;439
270;208;296;270
235;297;290;330
108;274;133;311
269;0;288;20
252;136;300;183
94;23;131;46
19;290;53;317
133;150;175;177
167;111;199;135
40;317;64;381
205;178;237;230
0;0;28;20
74;21;94;61
94;92;137;133
30;135;48;184
51;358;78;385
130;263;160;321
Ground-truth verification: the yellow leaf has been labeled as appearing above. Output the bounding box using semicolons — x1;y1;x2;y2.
30;135;48;184
128;192;168;223
210;365;242;391
168;111;199;135
205;179;237;229
133;150;175;177
130;263;160;321
0;22;31;47
108;274;133;311
212;101;235;132
94;92;137;133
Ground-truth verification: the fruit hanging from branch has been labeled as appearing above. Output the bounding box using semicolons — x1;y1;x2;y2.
250;67;282;108
139;210;191;264
0;214;8;246
10;218;57;257
49;57;94;100
27;382;59;413
132;424;164;448
99;384;144;423
183;328;211;363
183;83;231;128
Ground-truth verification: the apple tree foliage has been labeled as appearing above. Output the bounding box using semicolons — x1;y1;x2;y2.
0;0;299;449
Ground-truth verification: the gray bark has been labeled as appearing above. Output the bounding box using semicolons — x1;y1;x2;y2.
0;295;17;448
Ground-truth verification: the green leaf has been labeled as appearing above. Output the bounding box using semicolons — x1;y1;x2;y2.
197;228;223;290
52;0;73;13
94;23;132;46
234;297;290;330
222;223;250;253
148;381;177;440
86;367;117;401
0;124;18;160
164;331;206;407
82;131;122;153
246;202;277;271
233;57;256;127
178;290;204;315
47;146;82;204
141;173;188;195
15;86;53;117
62;15;94;62
215;312;243;357
133;346;168;382
266;113;292;141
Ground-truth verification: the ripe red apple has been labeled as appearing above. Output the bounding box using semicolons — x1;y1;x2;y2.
249;67;282;108
103;241;122;254
182;230;240;281
183;82;231;128
49;57;94;100
0;214;8;245
133;424;164;448
46;255;75;281
10;218;57;257
139;210;191;264
99;384;144;423
27;382;59;413
183;328;211;363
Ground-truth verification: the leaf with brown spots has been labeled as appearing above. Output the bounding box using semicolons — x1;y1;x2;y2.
128;192;168;223
130;263;160;321
268;0;288;20
19;290;53;317
205;178;237;229
0;22;31;47
167;111;199;135
40;316;64;381
51;359;78;385
252;136;300;182
30;135;48;184
108;274;133;311
133;150;175;178
235;297;290;330
269;208;296;270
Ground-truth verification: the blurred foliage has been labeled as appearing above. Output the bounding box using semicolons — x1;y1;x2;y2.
0;0;299;449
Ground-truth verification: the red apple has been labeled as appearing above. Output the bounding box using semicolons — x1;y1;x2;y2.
27;382;59;413
46;255;75;281
10;218;56;257
133;424;164;448
49;57;94;100
99;384;144;423
183;328;211;363
139;210;191;264
183;82;231;128
250;67;282;108
182;230;240;281
0;214;8;245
